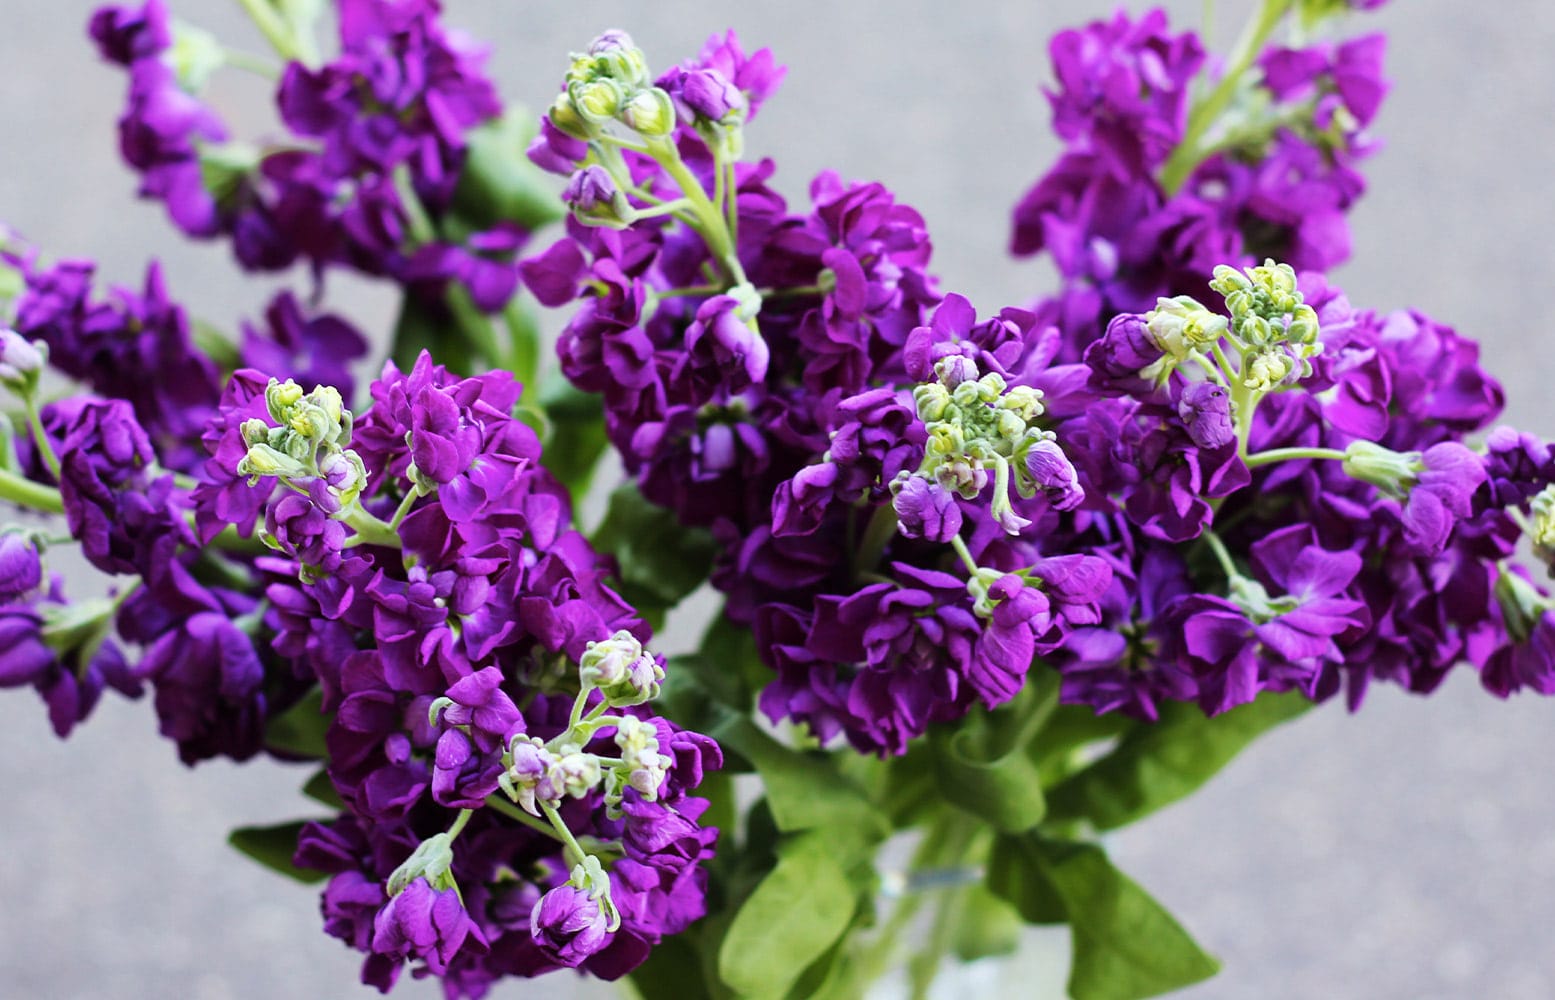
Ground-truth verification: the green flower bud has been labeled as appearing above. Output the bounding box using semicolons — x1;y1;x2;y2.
1531;485;1555;553
621;87;675;136
1146;296;1225;359
265;378;304;423
548;92;593;140
239;418;271;448
914;382;952;422
1242;348;1297;391
578;630;664;707
237;443;310;482
1342;441;1420;498
1494;568;1551;645
1286;304;1320;345
569;78;626;124
168;18;224;92
386;832;457;897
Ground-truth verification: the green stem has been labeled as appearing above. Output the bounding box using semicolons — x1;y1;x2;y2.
649;140;747;286
385;489;421;533
24;398;61;483
233;0;303;61
1202;529;1240;580
1160;0;1294;194
223;47;280;79
0;466;64;514
446;808;474;843
855;503;901;576
540;800;589;868
949;535;981;577
484;795;569;844
445;283;506;369
1244;446;1348;468
341;505;401;549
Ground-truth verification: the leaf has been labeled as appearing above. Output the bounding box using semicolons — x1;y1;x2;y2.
709;711;888;844
591;485;715;615
997;835;1220;1000
263;688;330;759
1045;691;1309;832
931;672;1056;832
626;932;715;1000
301;767;343;810
390;292;474;375
952;883;1024;961
988;833;1067;925
538;381;609;505
450;112;566;233
229;821;328;885
717;831;859;999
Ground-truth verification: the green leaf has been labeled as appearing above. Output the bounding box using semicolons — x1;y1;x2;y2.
717;831;859;1000
998;835;1219;1000
538;381;609;506
1046;691;1309;831
390;293;474;375
263;688;330;759
591;485;715;614
709;711;888;844
987;832;1067;925
952;883;1024;961
626;932;715;1000
300;767;343;810
450;112;566;233
931;672;1056;832
229;821;328;884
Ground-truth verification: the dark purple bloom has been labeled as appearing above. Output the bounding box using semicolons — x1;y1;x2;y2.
240;292;368;398
530;884;611;967
1399;442;1487;555
1023;439;1085;511
892;477;962;542
136;611;266;764
372;879;488;975
1176;382;1234;449
681;30;785;120
0;536;42;600
678;294;770;392
1083;312;1164;394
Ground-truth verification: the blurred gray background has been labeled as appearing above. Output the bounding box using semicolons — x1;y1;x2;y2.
2;2;1553;998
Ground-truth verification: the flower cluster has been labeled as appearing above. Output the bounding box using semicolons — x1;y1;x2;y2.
1011;5;1391;359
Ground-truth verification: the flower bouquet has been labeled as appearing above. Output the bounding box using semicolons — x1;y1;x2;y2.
2;1;1550;997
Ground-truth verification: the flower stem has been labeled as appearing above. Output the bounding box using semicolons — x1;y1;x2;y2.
0;466;63;514
855;503;901;576
1160;0;1294;194
540;801;589;868
24;397;60;483
1202;528;1240;580
484;795;568;844
1244;446;1348;468
949;535;981;577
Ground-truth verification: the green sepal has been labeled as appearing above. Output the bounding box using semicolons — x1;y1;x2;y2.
1045;692;1309;832
449;112;567;234
993;834;1220;1000
263;688;331;759
229;820;329;885
930;670;1056;832
591;485;715;616
717;830;860;1000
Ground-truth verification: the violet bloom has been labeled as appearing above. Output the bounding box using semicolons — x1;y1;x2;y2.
1176;381;1234;449
136;611;266;764
372;879;488;975
1477;425;1555;512
1023;439;1085;511
239;292;368;397
679;294;770;392
1247;526;1370;668
1482;610;1555;698
0;535;42;600
530;884;611;967
681;30;786;120
892;476;962;542
1083;312;1164;395
660;66;747;124
1400;442;1486;554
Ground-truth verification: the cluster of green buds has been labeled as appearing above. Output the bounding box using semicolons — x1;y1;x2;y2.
893;354;1055;536
495;631;673;828
1207;259;1323;391
1529;485;1555;566
552;32;674;143
237;378;368;510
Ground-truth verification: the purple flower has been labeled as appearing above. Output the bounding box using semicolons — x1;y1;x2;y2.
892;476;963;542
679;294;770;392
681;30;786;120
1023;439;1085;511
1477;426;1555;513
1483;609;1555;698
1400;442;1487;555
0;536;42;600
136;611;266;764
530;884;611;967
1176;382;1234;449
239;292;368;398
372;879;488;975
1083;312;1164;394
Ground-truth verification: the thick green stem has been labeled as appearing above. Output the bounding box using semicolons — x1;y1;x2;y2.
540;801;589;868
949;535;981;577
0;466;63;514
855;503;901;576
1201;529;1241;580
24;398;60;483
341;505;401;549
1244;446;1348;468
1160;0;1294;194
233;0;304;62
